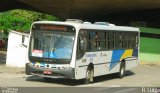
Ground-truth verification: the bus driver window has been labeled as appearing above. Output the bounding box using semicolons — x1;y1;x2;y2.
76;30;87;59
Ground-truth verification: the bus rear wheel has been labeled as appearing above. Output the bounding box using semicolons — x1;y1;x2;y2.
118;62;125;78
85;68;94;84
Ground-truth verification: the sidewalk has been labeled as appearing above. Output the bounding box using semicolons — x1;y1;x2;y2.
0;64;25;74
0;51;6;64
0;51;25;74
139;53;160;66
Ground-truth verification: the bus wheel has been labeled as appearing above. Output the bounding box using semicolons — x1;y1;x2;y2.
85;68;94;84
43;77;52;81
25;63;31;75
118;62;125;78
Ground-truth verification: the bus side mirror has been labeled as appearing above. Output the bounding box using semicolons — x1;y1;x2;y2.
22;35;25;43
21;34;27;48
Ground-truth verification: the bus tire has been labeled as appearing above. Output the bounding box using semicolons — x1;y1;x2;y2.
43;77;52;81
25;63;31;75
85;68;94;84
118;61;125;78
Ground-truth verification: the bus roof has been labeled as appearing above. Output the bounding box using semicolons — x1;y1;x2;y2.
33;21;140;32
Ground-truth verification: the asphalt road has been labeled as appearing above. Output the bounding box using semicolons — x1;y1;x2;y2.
0;64;160;93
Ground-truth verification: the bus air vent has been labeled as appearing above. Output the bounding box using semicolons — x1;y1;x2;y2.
94;22;115;26
66;19;83;23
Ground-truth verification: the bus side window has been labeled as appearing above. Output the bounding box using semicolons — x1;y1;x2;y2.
115;32;122;49
130;32;134;48
106;31;109;50
135;32;139;48
99;31;105;50
108;31;114;49
76;30;87;59
89;31;97;51
119;32;122;49
122;32;126;49
126;32;130;48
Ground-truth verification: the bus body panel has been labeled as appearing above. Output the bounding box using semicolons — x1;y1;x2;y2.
27;21;140;80
74;48;139;80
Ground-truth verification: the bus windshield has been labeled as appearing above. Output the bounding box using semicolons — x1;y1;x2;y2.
29;24;75;63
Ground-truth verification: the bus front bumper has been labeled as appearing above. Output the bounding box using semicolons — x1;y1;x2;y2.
25;63;75;79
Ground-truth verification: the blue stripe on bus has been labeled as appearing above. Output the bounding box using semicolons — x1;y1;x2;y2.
132;48;138;57
109;48;138;70
110;50;125;70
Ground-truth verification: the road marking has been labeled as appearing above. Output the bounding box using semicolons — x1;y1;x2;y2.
109;85;121;87
76;82;105;87
113;88;139;93
76;82;120;87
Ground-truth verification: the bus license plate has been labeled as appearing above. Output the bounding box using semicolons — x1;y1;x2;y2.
43;70;52;75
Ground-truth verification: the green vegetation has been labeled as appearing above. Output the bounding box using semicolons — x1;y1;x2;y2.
139;27;160;62
139;27;160;34
140;27;160;54
0;9;58;39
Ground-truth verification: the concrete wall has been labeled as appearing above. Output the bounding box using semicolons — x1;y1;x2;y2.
6;31;29;68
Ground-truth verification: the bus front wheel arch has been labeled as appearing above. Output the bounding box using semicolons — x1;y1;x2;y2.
85;64;94;84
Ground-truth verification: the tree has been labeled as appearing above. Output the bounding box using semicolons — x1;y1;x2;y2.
10;9;58;22
0;9;59;39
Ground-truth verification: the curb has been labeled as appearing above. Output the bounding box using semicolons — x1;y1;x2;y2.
140;61;160;66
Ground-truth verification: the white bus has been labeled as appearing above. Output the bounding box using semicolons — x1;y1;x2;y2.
26;20;140;84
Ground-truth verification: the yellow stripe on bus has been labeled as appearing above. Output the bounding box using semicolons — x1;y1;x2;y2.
120;49;133;60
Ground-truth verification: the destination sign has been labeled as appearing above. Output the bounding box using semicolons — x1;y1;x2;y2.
32;24;75;32
40;25;67;31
